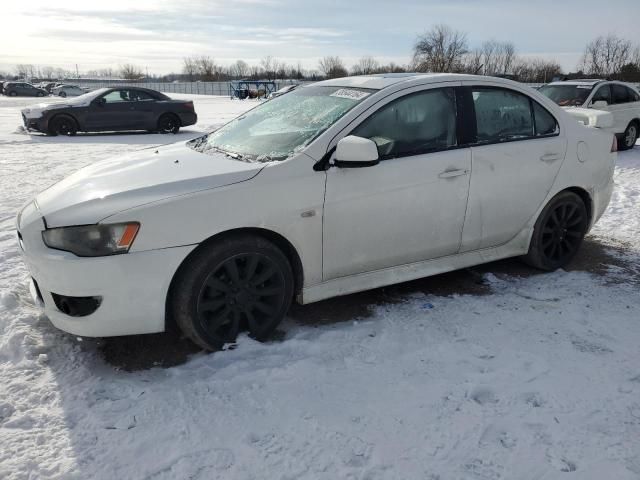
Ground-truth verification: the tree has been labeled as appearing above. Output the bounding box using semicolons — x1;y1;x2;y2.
120;64;143;80
230;60;248;79
318;56;347;79
580;35;633;76
260;56;276;80
462;40;516;76
512;58;562;83
412;24;468;72
182;57;198;81
351;56;379;75
15;64;35;80
196;56;216;81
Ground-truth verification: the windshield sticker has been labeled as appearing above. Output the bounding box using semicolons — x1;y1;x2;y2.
330;89;371;101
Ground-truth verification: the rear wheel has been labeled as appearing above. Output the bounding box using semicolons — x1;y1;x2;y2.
37;92;45;97
58;91;67;98
48;115;78;136
170;235;294;350
157;113;180;134
9;91;17;97
619;122;638;151
523;191;589;271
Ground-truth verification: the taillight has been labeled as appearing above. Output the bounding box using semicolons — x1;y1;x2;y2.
611;135;618;153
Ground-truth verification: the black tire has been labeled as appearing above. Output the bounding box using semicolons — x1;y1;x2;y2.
58;91;67;98
9;91;17;97
48;114;78;136
37;92;45;97
523;191;589;271
618;121;638;151
157;113;180;134
170;235;294;350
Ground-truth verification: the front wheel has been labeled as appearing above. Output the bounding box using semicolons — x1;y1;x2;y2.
619;122;638;151
157;113;180;134
48;115;78;136
170;235;294;350
58;91;67;98
9;91;17;97
523;191;589;271
37;92;45;97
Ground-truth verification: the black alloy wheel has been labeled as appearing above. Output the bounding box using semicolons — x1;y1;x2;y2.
524;191;588;271
171;235;294;350
49;115;78;136
158;114;180;134
197;253;287;343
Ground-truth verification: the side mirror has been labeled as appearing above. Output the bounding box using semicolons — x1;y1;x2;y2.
334;136;379;168
591;100;608;108
94;97;106;107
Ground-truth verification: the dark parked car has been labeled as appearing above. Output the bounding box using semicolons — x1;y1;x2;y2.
4;82;48;97
21;87;197;136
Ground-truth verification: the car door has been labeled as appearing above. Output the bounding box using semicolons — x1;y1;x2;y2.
128;89;157;129
322;86;471;280
459;84;567;252
609;84;639;134
85;89;139;131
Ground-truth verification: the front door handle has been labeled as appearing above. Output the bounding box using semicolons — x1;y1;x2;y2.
438;168;468;179
540;153;561;163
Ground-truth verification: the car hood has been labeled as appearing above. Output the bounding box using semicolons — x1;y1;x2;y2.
22;95;96;116
36;142;266;227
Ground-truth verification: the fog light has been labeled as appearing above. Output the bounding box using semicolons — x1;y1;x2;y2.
51;293;102;317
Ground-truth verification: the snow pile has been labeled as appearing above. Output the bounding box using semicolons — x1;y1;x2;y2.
0;94;639;479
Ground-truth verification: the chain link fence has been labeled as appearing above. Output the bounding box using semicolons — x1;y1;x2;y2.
73;80;307;97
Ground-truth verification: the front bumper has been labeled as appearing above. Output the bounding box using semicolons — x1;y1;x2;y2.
21;113;48;133
18;207;196;337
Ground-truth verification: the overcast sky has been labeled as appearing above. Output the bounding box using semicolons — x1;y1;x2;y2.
1;0;638;75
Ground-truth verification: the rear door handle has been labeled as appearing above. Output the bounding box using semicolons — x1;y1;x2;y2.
540;153;561;163
438;168;468;179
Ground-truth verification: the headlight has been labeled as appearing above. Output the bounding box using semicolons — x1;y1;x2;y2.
42;222;139;257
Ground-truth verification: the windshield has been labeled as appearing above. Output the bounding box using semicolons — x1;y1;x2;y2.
539;84;593;107
188;86;374;162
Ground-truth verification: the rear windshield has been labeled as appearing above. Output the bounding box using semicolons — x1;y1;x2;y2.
539;84;593;107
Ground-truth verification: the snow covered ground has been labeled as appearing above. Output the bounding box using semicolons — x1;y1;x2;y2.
0;94;639;480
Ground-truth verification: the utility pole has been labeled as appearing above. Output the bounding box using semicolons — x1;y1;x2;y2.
76;64;79;79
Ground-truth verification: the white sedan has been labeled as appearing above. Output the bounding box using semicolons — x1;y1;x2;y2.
16;74;616;350
539;79;640;150
52;84;86;97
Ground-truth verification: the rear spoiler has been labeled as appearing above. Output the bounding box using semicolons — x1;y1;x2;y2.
565;107;614;129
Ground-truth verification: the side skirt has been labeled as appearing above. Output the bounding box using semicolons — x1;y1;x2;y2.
298;228;531;305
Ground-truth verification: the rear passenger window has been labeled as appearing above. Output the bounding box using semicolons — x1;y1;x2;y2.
612;84;630;104
352;88;457;159
627;87;640;102
533;102;558;136
472;88;533;143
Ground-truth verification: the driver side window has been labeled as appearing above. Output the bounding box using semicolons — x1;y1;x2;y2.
102;90;132;103
591;85;611;104
351;88;457;159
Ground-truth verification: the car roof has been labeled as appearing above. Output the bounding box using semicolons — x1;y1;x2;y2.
310;73;524;90
545;79;604;86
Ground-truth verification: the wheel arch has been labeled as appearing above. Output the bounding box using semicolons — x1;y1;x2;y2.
157;111;182;127
164;227;304;331
563;186;593;226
